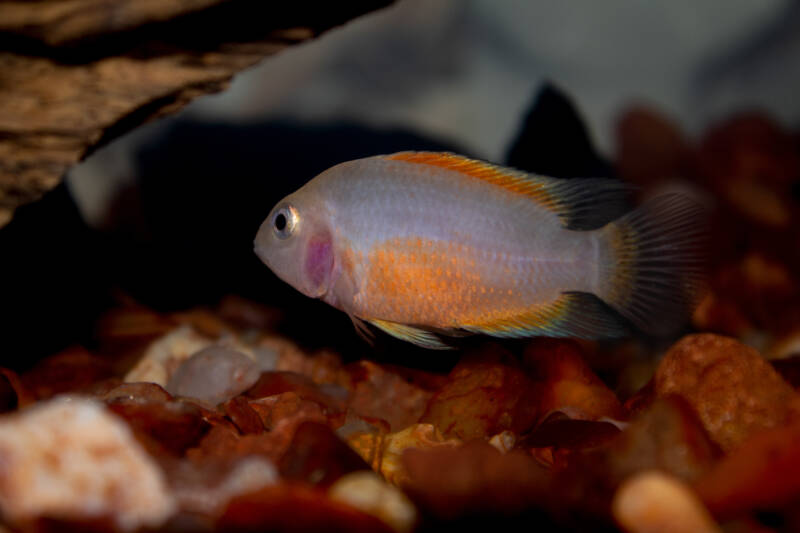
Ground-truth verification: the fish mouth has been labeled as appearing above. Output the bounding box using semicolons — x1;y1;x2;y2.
253;241;270;267
253;222;274;268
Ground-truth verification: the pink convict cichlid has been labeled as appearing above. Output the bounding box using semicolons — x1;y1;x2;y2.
254;152;705;349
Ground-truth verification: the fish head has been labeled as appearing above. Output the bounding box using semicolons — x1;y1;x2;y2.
254;191;335;300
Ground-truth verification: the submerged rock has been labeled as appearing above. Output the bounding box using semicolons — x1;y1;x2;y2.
347;360;433;433
125;325;214;386
421;345;538;440
0;396;175;530
654;333;800;452
167;456;278;517
613;471;721;533
693;419;800;520
524;338;624;421
329;471;417;533
166;345;260;406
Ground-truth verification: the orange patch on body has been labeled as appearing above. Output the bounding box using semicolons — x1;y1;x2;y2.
363;236;565;333
365;237;485;326
386;152;557;208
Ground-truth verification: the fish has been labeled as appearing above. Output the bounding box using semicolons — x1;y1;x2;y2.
254;151;705;349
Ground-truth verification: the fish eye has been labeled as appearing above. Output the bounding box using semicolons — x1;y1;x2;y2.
272;205;298;239
275;213;287;231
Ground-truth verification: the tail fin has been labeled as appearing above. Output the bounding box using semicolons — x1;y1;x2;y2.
597;193;707;336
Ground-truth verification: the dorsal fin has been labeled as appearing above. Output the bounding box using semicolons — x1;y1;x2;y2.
386;151;632;230
544;177;634;230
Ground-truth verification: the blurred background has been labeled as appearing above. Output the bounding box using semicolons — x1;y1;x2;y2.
4;0;800;366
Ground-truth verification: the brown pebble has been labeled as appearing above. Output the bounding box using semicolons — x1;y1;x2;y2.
613;471;721;533
654;334;800;452
608;396;719;483
694;420;800;519
421;345;538;440
222;396;265;435
524;338;624;421
615;106;691;187
347;361;433;432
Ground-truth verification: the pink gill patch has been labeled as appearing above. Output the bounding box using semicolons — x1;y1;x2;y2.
304;236;334;292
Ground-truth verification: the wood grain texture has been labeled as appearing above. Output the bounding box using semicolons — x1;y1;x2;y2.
0;0;393;226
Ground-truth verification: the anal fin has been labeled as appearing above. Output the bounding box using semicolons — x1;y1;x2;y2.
462;292;629;340
368;319;453;350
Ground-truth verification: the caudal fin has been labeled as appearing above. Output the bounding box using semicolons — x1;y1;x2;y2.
598;193;707;336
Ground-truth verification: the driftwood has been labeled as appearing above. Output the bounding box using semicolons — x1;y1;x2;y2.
0;0;392;226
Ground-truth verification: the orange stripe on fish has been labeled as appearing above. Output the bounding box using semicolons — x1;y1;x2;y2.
386;151;636;231
386;152;559;209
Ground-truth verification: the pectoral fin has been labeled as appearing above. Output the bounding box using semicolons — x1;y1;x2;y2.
348;314;375;345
